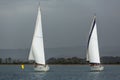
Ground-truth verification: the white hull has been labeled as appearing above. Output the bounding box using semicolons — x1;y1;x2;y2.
90;65;104;71
34;65;49;72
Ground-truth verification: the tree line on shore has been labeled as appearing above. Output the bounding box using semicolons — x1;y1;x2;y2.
0;56;120;64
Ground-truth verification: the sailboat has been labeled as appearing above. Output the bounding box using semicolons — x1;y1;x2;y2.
28;5;49;72
86;16;104;71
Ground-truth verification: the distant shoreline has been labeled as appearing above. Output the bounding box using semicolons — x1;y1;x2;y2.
0;64;120;65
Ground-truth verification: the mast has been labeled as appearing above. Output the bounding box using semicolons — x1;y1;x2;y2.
28;5;45;65
87;16;100;64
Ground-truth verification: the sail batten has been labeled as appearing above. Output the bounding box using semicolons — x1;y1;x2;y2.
87;16;100;64
28;6;45;65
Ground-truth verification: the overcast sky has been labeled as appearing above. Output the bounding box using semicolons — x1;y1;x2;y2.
0;0;120;59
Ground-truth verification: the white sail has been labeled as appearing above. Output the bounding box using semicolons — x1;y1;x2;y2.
28;6;45;65
87;16;100;64
86;51;89;61
28;47;34;60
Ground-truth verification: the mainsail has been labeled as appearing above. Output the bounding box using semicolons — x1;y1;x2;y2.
87;16;100;64
28;6;45;65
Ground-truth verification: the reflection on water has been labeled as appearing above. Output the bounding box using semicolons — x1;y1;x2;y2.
0;65;120;80
88;72;101;80
29;72;47;80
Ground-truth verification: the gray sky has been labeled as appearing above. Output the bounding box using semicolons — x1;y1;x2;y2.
0;0;120;59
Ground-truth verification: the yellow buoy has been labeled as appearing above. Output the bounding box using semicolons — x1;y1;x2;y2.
21;64;25;70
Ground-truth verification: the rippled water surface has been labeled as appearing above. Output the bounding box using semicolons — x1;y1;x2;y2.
0;65;120;80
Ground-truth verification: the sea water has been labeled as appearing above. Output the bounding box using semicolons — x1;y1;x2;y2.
0;65;120;80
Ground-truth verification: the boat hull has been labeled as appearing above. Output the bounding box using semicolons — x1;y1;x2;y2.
90;65;104;71
34;65;49;72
